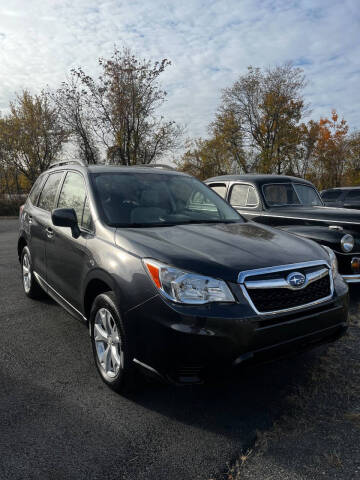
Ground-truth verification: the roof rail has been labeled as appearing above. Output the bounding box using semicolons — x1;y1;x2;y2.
49;160;87;169
130;164;175;171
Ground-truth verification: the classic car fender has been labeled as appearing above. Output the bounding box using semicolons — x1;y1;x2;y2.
278;225;360;254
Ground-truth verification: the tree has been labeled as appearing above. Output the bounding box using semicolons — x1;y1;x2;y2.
313;110;349;189
178;63;308;178
290;120;320;178
50;76;100;164
342;131;360;186
222;63;306;173
177;137;233;179
1;91;68;183
177;109;251;178
70;47;182;165
210;109;249;172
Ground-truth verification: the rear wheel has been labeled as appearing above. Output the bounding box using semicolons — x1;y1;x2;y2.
90;292;140;393
21;246;45;299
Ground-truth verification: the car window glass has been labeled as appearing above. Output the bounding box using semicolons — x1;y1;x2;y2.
58;172;87;223
81;198;93;230
29;175;46;205
293;184;323;206
247;186;258;206
187;191;219;213
345;190;360;201
38;172;63;211
91;172;242;226
209;183;227;199
263;184;300;206
229;184;249;206
321;190;342;201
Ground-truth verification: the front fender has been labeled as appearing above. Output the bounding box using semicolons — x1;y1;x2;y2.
277;225;355;253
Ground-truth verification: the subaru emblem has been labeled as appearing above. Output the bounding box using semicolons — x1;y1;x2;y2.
287;271;306;289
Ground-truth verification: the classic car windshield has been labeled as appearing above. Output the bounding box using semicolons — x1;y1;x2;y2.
91;172;243;226
263;183;323;207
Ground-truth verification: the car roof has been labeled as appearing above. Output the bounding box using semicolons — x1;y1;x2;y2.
205;174;314;187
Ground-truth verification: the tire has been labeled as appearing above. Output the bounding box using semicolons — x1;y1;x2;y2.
21;246;46;299
90;292;140;393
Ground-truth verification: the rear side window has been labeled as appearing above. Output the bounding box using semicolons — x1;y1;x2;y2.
230;184;258;207
345;190;360;201
321;190;342;201
57;172;88;225
229;184;248;206
247;187;258;206
209;183;227;199
29;175;46;205
38;172;63;211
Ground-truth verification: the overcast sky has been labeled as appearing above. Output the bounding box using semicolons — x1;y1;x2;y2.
0;0;359;140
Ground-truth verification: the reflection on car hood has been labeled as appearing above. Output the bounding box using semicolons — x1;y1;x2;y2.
266;205;360;225
115;222;329;282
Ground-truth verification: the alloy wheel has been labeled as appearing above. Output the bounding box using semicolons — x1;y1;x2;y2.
94;308;122;378
22;252;31;293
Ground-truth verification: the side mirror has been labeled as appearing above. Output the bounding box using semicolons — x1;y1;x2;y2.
52;208;80;238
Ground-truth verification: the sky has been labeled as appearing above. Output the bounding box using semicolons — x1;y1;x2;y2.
0;0;359;144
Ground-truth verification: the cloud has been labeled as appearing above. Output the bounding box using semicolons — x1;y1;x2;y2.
0;0;359;143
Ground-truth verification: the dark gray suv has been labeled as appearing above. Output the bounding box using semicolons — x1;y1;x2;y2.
18;161;349;392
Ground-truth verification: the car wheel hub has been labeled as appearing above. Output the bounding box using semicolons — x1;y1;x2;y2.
22;253;31;293
94;308;122;378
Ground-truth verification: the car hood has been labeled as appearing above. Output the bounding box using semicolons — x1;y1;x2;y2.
115;222;329;282
266;205;360;227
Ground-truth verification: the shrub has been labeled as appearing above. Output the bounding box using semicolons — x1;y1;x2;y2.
0;196;26;216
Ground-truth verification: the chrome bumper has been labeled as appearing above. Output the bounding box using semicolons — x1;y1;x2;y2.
342;274;360;283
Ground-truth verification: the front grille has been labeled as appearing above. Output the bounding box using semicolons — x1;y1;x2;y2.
239;261;333;314
248;275;331;313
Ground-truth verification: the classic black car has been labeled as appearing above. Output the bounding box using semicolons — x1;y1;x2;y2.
205;174;360;284
321;187;360;210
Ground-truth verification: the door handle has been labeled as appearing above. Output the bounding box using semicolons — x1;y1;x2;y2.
46;227;54;239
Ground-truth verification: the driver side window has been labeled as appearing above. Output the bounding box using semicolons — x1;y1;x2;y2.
57;172;93;230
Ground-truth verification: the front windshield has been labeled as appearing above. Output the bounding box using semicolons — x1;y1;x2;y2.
91;172;243;227
263;183;323;207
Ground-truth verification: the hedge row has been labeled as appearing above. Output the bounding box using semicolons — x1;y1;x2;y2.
0;198;24;216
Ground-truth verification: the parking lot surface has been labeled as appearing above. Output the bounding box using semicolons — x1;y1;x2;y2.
0;219;358;480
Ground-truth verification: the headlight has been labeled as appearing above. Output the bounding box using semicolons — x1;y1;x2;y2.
143;259;235;304
341;234;354;252
322;245;338;277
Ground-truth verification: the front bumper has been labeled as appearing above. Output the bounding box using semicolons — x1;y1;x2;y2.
336;252;360;283
125;282;349;384
342;273;360;283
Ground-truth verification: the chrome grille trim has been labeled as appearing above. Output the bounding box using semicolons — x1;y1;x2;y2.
245;267;329;291
238;260;334;316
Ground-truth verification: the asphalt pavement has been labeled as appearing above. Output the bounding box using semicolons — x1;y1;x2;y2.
0;218;357;480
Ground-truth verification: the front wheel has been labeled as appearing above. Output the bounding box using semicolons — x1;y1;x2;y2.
90;292;140;393
21;246;46;299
